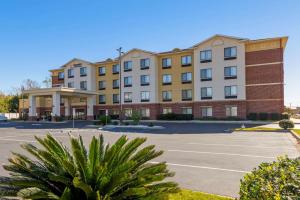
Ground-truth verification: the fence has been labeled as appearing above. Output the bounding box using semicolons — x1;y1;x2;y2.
0;113;19;119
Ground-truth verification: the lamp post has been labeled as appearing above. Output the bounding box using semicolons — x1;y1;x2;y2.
116;47;124;124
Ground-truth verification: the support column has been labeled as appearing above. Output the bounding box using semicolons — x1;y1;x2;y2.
52;92;61;121
28;95;37;121
64;97;71;118
87;96;96;120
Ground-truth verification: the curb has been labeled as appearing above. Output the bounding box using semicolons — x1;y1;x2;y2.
290;130;300;142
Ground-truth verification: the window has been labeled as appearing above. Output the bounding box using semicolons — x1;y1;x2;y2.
99;95;106;104
141;91;150;102
98;81;106;90
98;66;106;76
224;66;237;79
58;72;64;80
200;68;212;81
80;67;87;76
182;89;192;101
113;79;120;89
124;76;132;87
162;58;172;68
200;50;212;63
201;87;212;100
124;92;132;102
181;55;192;66
224;47;237;60
226;106;238;117
68;69;74;78
162;91;172;101
140;58;150;69
182;107;192;114
113;94;119;104
112;64;120;74
225;86;237;98
140;75;150;86
124;108;132;118
124;61;132;72
67;82;74;88
140;108;150;118
162;74;172;85
163;108;172;114
74;63;82;68
181;72;192;83
201;107;212;117
80;81;87;90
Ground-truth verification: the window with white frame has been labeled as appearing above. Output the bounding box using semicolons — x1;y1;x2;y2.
113;79;119;89
68;69;74;78
162;91;172;101
80;67;87;76
200;68;212;81
162;74;172;85
201;107;212;117
200;50;212;63
181;72;192;83
140;58;150;69
224;47;237;60
140;75;150;86
162;58;172;68
140;91;150;102
98;80;106;90
124;108;132;118
124;61;132;71
99;95;106;104
224;66;237;79
140;108;150;118
112;64;120;74
98;66;106;76
226;106;237;117
225;86;237;98
163;108;172;114
124;76;132;87
181;55;192;66
182;89;192;101
182;107;192;114
124;92;132;102
201;87;212;99
80;81;87;90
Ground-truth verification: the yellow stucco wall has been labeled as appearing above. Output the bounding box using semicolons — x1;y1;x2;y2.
245;37;287;52
157;50;194;103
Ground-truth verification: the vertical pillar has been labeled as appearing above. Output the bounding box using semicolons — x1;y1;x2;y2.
52;92;61;121
64;97;70;118
87;96;96;120
28;95;37;121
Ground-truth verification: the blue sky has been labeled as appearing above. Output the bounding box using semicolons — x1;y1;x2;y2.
0;0;299;106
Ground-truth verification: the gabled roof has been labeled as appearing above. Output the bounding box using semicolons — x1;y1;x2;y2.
192;34;249;48
60;58;93;68
121;48;156;58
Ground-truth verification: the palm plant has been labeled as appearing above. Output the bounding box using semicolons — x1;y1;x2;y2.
0;134;178;199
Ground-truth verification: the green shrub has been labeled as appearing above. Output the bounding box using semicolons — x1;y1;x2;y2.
281;112;290;119
157;113;193;120
258;112;269;120
279;119;294;130
131;110;141;125
0;134;178;199
247;113;257;120
124;121;129;126
97;115;111;125
148;122;154;127
270;113;281;120
240;156;300;200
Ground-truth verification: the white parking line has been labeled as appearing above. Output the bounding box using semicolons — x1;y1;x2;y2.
188;142;296;150
150;161;249;173
168;149;276;159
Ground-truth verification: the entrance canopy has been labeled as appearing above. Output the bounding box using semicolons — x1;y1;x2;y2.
22;87;97;120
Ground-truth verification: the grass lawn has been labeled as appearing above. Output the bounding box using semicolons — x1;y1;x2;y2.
292;129;300;136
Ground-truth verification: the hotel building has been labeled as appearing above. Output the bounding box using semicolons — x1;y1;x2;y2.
20;34;287;120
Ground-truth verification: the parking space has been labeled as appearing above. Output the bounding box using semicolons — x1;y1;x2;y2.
0;122;299;198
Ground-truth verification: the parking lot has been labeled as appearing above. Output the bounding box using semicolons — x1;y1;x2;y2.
0;121;299;198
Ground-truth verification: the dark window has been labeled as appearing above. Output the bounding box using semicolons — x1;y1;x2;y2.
225;86;237;99
224;66;237;79
140;75;150;86
124;92;132;103
68;69;74;78
98;67;106;76
80;81;87;90
124;76;132;87
162;91;172;101
181;55;192;66
98;81;106;90
140;58;150;70
162;74;172;85
200;68;212;81
181;72;192;83
140;91;150;102
80;67;87;77
224;47;237;60
112;64;120;74
182;89;192;101
99;95;106;104
201;87;212;100
124;61;132;72
200;50;212;63
162;58;172;68
113;94;119;104
113;79;119;89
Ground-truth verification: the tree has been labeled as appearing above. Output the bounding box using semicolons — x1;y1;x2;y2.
0;92;9;113
21;79;41;90
42;76;52;88
0;134;178;199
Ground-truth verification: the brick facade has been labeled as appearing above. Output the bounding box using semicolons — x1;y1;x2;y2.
245;48;283;65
